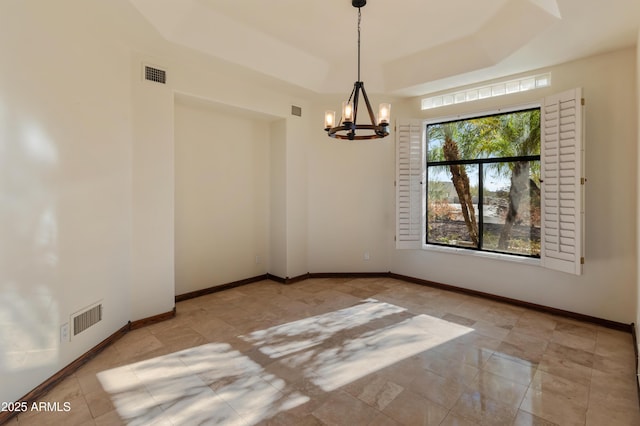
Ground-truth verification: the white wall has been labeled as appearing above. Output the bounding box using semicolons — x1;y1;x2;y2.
390;48;638;323
0;0;313;405
174;98;271;294
0;0;133;403
285;111;310;279
130;56;176;321
162;50;311;281
307;95;397;273
126;10;313;306
636;29;640;370
270;120;288;278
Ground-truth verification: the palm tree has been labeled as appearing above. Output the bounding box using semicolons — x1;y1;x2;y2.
428;122;487;246
442;131;479;245
428;110;540;251
489;111;540;249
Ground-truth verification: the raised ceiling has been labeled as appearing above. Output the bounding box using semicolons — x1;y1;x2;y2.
129;0;640;96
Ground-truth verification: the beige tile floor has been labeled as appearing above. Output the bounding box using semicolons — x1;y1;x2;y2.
9;277;640;425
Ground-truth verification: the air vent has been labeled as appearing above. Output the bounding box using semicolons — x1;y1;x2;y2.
291;105;302;117
144;65;166;84
72;303;102;337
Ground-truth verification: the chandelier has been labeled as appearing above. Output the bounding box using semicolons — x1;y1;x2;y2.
324;0;390;140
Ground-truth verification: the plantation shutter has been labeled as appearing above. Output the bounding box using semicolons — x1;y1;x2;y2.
541;88;584;275
396;119;425;249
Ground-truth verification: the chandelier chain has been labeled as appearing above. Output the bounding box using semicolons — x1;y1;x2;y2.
357;7;361;82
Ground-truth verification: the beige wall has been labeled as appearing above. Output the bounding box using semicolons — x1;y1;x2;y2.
174;98;271;295
636;29;640;367
307;95;397;273
285;110;310;279
129;13;312;303
0;0;311;405
0;0;134;403
163;49;311;282
131;55;176;322
270;119;288;278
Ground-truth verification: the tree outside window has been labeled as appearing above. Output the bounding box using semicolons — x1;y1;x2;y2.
426;108;541;257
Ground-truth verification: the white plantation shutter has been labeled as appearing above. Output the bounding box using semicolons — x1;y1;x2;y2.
396;119;425;249
541;88;584;275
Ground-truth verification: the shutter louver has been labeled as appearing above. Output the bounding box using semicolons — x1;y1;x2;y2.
541;88;584;275
396;120;425;249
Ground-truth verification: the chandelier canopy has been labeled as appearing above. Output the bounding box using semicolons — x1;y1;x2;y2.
324;0;390;140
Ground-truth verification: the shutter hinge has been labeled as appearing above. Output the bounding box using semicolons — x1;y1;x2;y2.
580;257;585;265
581;98;585;106
394;180;397;187
580;177;586;185
394;235;397;242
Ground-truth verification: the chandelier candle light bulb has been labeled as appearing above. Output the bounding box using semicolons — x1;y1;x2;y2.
342;101;354;123
378;103;390;125
324;111;336;129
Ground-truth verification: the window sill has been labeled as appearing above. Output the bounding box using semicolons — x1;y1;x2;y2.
422;244;541;266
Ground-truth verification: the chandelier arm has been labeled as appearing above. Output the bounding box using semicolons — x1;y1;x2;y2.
359;83;378;128
347;82;357;102
349;83;363;138
352;82;362;121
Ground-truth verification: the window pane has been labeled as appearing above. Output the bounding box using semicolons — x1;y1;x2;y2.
427;109;540;162
479;87;491;99
521;78;535;91
481;161;541;256
427;164;479;248
425;107;541;258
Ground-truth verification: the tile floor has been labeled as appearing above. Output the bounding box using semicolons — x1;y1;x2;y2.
9;277;640;425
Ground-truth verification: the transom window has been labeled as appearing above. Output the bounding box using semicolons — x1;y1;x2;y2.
426;108;541;257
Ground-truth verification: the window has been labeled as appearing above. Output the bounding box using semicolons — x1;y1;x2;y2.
425;108;541;257
396;88;584;275
421;73;551;110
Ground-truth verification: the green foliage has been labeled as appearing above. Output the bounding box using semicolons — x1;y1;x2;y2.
427;109;540;183
427;109;540;163
428;181;450;201
483;231;541;256
426;109;542;256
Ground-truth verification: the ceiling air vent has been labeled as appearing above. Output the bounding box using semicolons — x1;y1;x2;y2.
72;302;103;337
291;105;302;117
144;65;167;84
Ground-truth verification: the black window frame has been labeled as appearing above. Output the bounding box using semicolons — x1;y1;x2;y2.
425;107;541;258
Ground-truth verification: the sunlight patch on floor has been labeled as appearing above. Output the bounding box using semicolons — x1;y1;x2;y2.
240;298;406;359
97;343;308;425
282;313;473;391
97;299;473;424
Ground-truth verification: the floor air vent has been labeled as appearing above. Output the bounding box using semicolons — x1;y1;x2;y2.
144;65;166;84
72;303;102;337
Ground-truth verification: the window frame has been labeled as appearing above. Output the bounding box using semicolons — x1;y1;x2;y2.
395;88;584;275
424;106;542;258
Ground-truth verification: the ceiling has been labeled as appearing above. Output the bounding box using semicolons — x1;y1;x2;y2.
129;0;640;97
